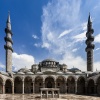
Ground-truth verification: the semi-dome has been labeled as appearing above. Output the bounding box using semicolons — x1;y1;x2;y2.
18;68;30;73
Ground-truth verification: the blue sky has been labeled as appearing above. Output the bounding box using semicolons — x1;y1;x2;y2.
0;0;100;71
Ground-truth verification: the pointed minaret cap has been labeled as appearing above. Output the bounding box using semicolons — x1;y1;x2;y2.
88;12;92;24
6;11;11;30
7;11;11;23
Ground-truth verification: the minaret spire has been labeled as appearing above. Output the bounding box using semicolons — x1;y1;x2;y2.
6;12;11;30
85;13;95;72
88;13;91;23
4;12;13;72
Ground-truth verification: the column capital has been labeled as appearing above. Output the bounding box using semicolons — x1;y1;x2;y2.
3;82;5;86
94;83;97;85
22;80;24;82
85;81;87;84
43;81;45;83
75;80;77;83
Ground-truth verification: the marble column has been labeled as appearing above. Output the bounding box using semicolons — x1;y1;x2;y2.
75;80;77;94
3;82;5;94
52;90;54;98
22;80;24;94
46;90;48;98
43;81;45;88
41;90;42;98
55;81;56;88
58;90;60;98
85;81;87;94
94;83;97;94
66;81;67;93
33;81;34;93
12;84;14;94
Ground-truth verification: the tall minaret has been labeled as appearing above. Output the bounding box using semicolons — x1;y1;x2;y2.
4;12;13;72
85;13;95;72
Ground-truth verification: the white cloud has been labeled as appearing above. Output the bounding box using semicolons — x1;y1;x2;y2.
58;29;72;38
81;22;87;31
95;34;100;43
94;62;100;71
32;34;39;39
41;0;82;54
72;31;86;42
12;52;35;71
34;43;41;47
60;53;86;71
0;62;5;68
95;48;100;51
42;42;50;49
72;48;79;52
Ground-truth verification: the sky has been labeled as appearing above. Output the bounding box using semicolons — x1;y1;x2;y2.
0;0;100;71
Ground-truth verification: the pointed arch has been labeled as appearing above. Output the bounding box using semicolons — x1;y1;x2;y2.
56;76;66;93
34;76;43;93
96;76;100;95
24;76;33;93
77;76;85;94
67;76;75;93
14;76;22;93
0;77;4;94
5;79;12;93
87;79;94;94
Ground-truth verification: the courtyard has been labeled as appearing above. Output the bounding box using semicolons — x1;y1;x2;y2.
0;94;99;100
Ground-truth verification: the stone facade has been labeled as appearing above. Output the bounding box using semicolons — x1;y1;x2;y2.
0;13;100;96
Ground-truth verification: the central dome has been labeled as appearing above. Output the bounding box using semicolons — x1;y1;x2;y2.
42;58;56;62
39;58;59;67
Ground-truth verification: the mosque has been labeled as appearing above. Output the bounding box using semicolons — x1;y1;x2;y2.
0;13;100;96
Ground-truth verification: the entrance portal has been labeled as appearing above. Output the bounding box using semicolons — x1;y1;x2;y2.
47;81;52;88
45;77;54;88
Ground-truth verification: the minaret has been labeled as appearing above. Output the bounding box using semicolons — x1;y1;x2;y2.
4;12;13;72
85;13;95;71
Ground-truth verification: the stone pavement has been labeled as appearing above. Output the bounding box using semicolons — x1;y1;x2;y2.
0;94;99;100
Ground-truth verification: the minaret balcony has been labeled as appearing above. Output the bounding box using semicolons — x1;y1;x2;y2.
85;44;95;51
5;28;13;36
4;37;13;44
4;45;13;52
85;37;94;45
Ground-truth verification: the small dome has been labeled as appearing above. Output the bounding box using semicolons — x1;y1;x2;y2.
70;68;79;70
57;71;63;74
65;72;73;74
18;68;30;73
0;71;9;76
17;72;25;75
75;72;82;74
36;72;43;74
26;72;34;75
